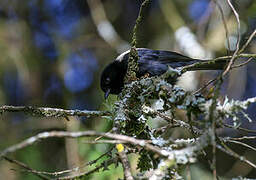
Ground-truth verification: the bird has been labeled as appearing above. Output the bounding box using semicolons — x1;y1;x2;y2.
101;48;227;99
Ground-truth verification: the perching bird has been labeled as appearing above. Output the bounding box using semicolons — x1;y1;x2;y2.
101;48;226;99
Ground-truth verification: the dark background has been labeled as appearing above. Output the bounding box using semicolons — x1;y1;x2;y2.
0;0;256;179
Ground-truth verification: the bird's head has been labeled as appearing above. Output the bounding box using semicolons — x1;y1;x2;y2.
100;61;126;99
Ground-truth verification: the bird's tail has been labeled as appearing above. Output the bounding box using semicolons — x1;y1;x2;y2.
186;59;228;71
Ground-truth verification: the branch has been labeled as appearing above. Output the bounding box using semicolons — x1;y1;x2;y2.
26;148;112;177
126;0;151;82
223;123;256;134
117;144;134;180
131;0;151;47
217;142;256;169
239;28;256;53
224;139;256;152
83;140;128;144
231;57;254;69
224;136;256;141
0;129;212;167
0;105;110;118
142;106;203;135
0;130;163;157
57;157;118;180
222;0;241;76
181;53;256;74
3;156;50;180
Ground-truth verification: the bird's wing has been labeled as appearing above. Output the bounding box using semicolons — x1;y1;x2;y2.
137;48;227;70
137;48;198;68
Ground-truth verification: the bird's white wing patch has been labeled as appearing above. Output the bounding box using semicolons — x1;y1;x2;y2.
115;48;148;62
116;49;130;62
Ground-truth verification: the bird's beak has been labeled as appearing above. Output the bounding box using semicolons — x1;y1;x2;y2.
104;89;111;99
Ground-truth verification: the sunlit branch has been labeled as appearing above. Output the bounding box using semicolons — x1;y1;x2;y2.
0;130;162;157
0;129;213;168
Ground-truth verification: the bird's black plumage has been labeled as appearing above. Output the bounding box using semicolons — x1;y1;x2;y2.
101;48;226;99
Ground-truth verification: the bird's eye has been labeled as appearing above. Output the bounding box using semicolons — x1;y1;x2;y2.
105;77;111;84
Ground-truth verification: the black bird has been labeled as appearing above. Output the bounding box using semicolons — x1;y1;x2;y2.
101;48;226;99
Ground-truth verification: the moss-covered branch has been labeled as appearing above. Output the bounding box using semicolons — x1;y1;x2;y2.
0;105;110;118
125;0;151;83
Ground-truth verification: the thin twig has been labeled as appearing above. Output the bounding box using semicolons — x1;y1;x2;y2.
222;0;241;76
212;133;217;180
181;53;256;74
231;57;253;69
193;77;218;94
215;53;256;60
239;28;256;54
57;157;119;180
94;129;113;141
213;0;231;53
143;106;203;135
13;147;114;177
225;140;256;152
2;156;50;180
223;123;256;134
217;142;256;169
225;136;256;141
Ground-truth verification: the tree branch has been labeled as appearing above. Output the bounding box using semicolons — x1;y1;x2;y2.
239;28;256;53
57;157;119;180
117;145;134;180
0;105;110;118
3;156;50;180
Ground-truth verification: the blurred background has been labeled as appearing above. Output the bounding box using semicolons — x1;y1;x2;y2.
0;0;256;179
